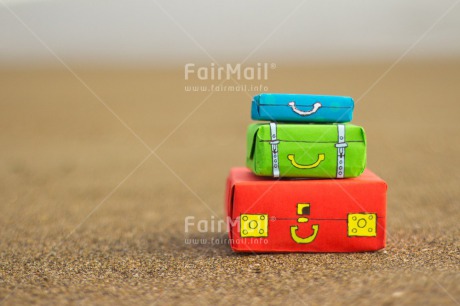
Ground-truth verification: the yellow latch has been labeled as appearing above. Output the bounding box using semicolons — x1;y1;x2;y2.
348;213;377;237
240;214;268;237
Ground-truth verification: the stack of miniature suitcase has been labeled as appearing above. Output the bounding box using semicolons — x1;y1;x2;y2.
225;93;387;252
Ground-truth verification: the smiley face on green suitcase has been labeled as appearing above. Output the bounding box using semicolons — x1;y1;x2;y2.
246;123;366;178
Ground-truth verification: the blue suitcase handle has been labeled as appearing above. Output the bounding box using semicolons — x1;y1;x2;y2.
288;101;322;116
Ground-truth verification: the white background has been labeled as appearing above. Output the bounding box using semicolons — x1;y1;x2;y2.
1;0;459;66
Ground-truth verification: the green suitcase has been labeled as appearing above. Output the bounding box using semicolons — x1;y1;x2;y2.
246;123;366;178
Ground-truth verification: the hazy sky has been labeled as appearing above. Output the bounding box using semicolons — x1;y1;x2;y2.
1;0;459;66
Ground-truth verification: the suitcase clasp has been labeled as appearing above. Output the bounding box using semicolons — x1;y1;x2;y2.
290;203;319;244
288;101;322;116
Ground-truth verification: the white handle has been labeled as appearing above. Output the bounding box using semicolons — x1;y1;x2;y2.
288;101;322;116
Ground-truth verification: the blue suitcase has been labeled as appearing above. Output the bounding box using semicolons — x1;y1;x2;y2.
251;93;354;123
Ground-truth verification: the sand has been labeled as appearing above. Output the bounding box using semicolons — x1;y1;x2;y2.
0;60;459;305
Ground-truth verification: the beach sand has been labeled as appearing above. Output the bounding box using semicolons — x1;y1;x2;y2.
0;60;459;305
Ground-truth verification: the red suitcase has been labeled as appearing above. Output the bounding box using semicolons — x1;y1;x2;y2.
225;167;387;253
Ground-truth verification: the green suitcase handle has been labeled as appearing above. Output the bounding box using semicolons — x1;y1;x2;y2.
287;153;325;169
